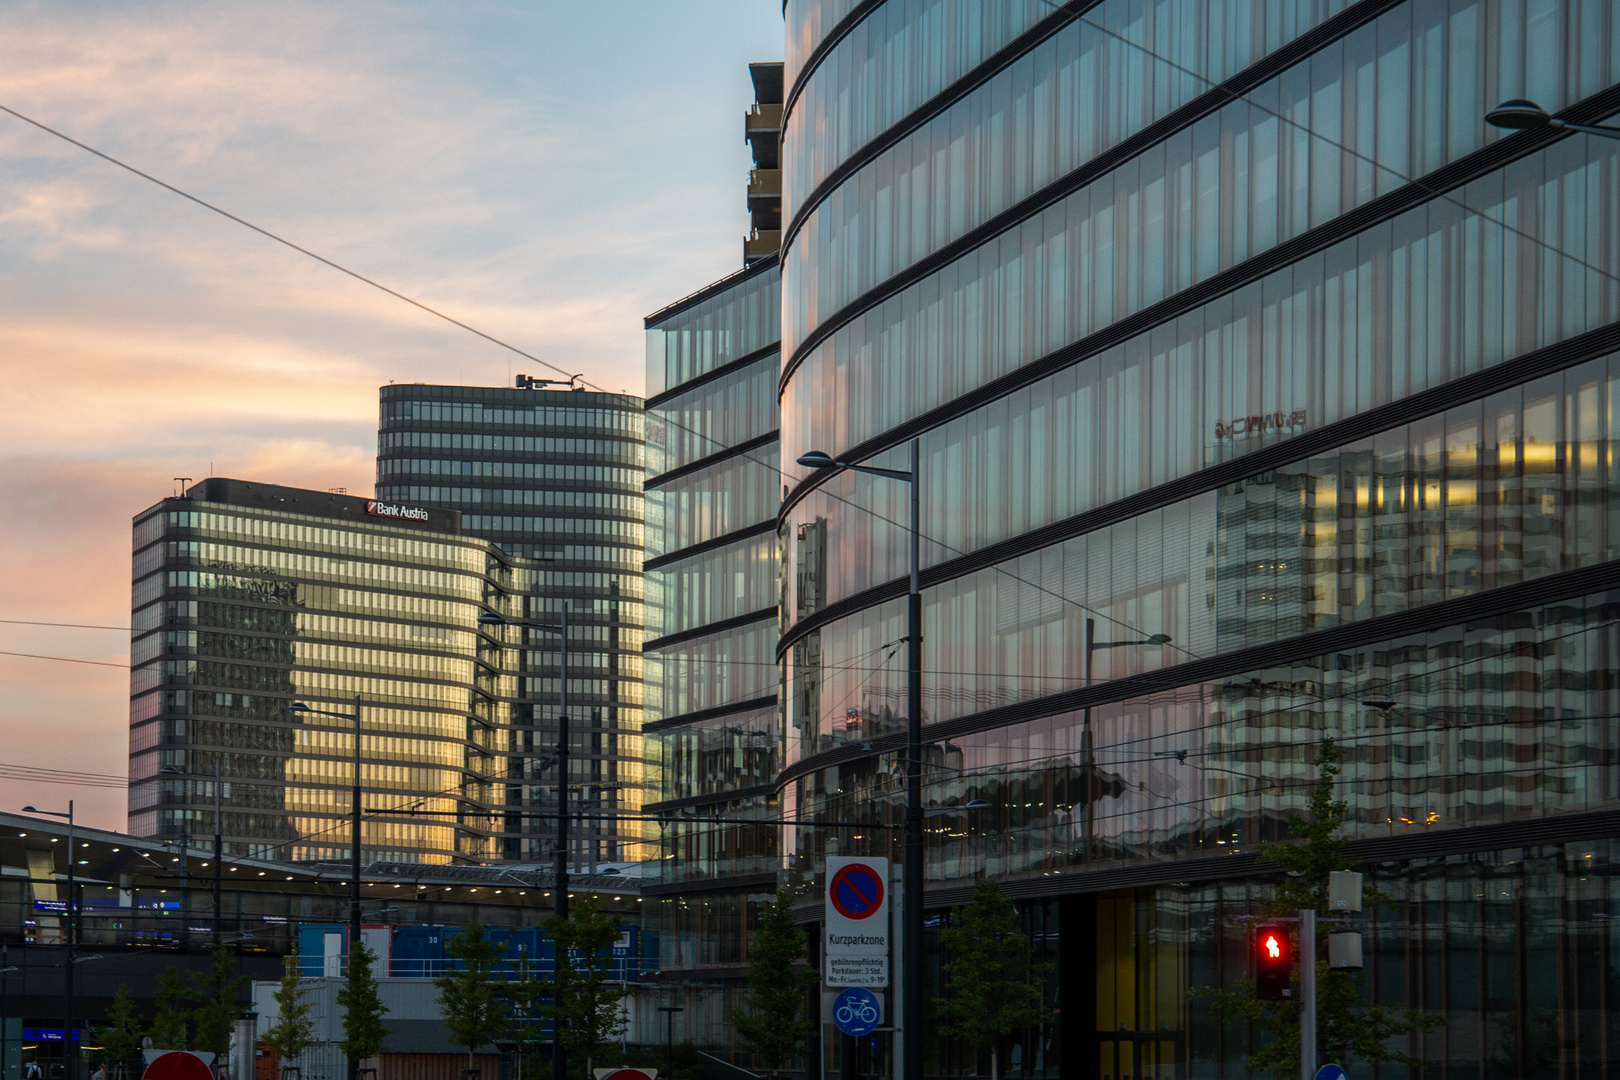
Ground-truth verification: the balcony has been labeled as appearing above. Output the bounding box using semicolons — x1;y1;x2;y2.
744;228;782;263
745;103;783;137
748;168;782;198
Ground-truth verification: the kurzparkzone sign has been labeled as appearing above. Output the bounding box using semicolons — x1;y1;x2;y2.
365;499;431;522
824;856;889;987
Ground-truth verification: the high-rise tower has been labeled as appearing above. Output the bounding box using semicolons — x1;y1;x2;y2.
375;383;646;866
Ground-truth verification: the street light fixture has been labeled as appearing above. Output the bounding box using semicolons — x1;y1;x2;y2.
1486;98;1620;139
479;606;570;1080
22;802;75;1080
1080;621;1171;862
160;759;224;941
797;440;922;1080
289;696;363;1080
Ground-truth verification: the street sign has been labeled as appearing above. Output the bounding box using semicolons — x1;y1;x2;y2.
596;1070;657;1080
832;987;883;1037
1314;1064;1346;1080
824;856;890;987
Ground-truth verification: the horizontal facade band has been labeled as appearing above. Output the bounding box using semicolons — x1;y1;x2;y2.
782;0;1093;252
643;255;778;328
641;871;779;898
644;782;777;814
644;519;779;572
779;0;1412;382
785;807;1620;919
778;316;1620;656
644;430;780;490
780;0;887;132
643;606;779;652
642;694;779;734
644;340;782;410
774;553;1620;791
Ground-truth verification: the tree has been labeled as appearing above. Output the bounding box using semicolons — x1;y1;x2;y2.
337;942;390;1065
733;892;818;1074
434;923;507;1071
190;942;251;1067
936;879;1049;1080
1192;738;1442;1075
96;985;146;1080
260;952;317;1074
149;967;192;1051
541;894;635;1078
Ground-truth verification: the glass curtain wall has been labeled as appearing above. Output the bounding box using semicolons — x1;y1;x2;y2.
375;385;646;866
643;260;784;1056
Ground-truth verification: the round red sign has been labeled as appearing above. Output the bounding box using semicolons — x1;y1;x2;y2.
829;862;885;920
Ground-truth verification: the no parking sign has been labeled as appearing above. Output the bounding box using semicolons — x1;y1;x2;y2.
824;856;889;987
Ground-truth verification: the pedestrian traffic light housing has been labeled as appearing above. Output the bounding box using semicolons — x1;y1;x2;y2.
1255;924;1292;1000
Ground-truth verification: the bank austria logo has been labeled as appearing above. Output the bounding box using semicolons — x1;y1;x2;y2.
365;499;431;522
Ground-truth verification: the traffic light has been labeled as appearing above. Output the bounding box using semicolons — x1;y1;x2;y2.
1255;924;1292;1000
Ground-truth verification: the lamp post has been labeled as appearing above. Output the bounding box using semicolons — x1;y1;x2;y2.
1080;622;1170;862
478;604;569;1080
1486;99;1620;139
797;440;921;1080
160;758;223;940
21;803;73;1080
289;697;363;1080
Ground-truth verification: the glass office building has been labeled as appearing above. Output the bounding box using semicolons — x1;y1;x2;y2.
375;383;647;866
643;258;784;1047
776;0;1620;1077
128;478;519;865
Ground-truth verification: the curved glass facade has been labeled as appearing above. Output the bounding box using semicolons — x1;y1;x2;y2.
782;0;1620;360
783;131;1620;618
772;0;1620;1071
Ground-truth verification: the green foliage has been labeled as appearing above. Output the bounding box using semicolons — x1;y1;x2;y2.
1191;738;1442;1076
96;985;146;1079
435;923;507;1067
149;967;192;1051
733;892;818;1074
936;879;1049;1080
189;942;250;1061
540;894;636;1077
337;942;390;1062
261;952;317;1064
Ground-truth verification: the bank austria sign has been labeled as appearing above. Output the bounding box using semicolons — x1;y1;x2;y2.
365;499;431;522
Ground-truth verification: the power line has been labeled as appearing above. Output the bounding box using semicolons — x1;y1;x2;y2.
0;619;130;631
0;649;126;669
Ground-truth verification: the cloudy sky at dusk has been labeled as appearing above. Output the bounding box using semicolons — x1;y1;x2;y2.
0;1;784;829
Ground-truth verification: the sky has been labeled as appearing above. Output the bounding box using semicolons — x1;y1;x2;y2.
0;0;785;830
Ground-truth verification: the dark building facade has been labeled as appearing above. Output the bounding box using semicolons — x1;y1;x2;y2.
374;383;647;866
127;478;518;864
773;0;1620;1078
643;252;781;1044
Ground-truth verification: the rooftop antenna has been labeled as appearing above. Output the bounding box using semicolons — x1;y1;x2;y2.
173;477;192;498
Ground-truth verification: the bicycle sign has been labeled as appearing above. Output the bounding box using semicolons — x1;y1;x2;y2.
832;986;883;1037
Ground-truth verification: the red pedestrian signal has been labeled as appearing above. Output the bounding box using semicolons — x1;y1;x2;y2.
1255;924;1292;1000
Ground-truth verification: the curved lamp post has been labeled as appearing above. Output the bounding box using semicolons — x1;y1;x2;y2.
798;441;922;1080
1486;98;1620;139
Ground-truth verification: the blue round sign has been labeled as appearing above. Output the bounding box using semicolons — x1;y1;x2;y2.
832;987;883;1037
1314;1065;1347;1080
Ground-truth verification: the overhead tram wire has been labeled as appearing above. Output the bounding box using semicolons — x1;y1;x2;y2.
11;75;1613;672
0;101;1186;659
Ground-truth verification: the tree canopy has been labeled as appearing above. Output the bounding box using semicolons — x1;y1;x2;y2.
733;892;817;1074
936;879;1049;1080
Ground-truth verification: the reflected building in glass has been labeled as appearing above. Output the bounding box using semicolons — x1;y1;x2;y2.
374;383;647;867
777;0;1620;1076
127;478;520;864
641;64;786;1047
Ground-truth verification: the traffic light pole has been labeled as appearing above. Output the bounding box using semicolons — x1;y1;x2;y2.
1299;909;1316;1080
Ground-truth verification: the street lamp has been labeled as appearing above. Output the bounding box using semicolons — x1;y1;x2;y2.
160;758;224;941
478;605;569;1080
289;696;362;1080
1080;621;1170;862
1486;98;1620;139
22;802;74;1080
797;440;922;1080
